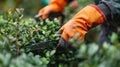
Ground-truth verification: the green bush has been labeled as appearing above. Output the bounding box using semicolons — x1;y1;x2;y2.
0;8;120;67
0;9;60;67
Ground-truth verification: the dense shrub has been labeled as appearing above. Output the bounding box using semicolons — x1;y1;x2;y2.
0;8;120;67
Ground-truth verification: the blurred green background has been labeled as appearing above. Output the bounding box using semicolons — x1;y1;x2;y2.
0;0;93;17
0;0;41;17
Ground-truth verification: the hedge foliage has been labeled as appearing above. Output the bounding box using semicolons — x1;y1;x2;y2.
0;8;120;67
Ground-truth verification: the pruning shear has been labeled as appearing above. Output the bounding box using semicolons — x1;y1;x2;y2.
34;12;65;26
25;12;86;63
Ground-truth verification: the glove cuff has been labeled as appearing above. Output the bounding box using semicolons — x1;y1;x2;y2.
97;3;111;21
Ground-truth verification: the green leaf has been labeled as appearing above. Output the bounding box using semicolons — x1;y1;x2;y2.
110;33;118;43
88;43;98;56
50;50;56;56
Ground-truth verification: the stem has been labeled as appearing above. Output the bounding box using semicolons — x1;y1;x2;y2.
16;32;20;56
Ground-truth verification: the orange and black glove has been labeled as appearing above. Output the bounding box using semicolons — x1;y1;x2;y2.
38;0;68;19
57;4;109;48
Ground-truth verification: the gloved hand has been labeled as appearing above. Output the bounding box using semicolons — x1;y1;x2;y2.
57;4;106;48
38;0;68;19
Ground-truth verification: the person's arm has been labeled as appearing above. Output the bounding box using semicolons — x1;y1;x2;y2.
38;0;73;19
57;2;113;48
58;0;120;48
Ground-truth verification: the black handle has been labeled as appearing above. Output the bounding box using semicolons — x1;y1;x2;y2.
34;14;42;21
